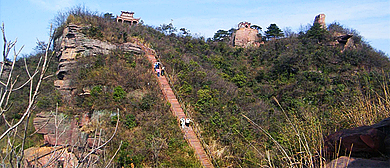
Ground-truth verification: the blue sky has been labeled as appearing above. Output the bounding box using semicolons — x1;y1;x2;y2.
1;0;389;57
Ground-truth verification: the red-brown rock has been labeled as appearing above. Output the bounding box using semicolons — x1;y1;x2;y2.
33;112;88;146
324;117;390;158
54;24;143;101
326;156;390;168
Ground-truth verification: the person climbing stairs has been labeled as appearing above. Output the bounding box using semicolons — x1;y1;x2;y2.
141;46;214;168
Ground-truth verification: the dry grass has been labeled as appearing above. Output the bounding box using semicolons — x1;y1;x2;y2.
341;77;390;127
255;74;390;167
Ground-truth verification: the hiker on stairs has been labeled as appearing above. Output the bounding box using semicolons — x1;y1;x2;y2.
180;118;186;129
156;68;161;77
185;118;192;127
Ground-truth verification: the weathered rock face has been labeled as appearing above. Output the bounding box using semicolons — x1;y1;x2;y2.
25;23;143;168
54;24;143;100
26;112;101;167
314;13;326;28
324;117;390;158
33;112;89;146
232;22;261;48
24;146;78;168
333;32;355;51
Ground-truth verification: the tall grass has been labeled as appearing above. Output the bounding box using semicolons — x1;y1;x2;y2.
243;98;326;168
340;73;390;127
243;73;390;167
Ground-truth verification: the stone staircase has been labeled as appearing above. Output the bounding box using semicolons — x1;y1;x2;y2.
143;50;214;168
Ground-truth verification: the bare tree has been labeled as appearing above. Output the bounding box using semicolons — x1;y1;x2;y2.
0;22;122;167
0;22;54;167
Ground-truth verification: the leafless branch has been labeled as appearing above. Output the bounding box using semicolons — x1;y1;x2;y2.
0;24;53;140
76;109;120;167
28;115;51;137
105;141;122;168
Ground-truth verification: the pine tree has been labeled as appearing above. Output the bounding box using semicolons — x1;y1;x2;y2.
306;22;330;43
265;23;284;40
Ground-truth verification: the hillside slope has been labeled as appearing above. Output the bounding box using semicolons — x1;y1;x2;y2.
139;19;390;167
55;11;390;167
4;8;388;167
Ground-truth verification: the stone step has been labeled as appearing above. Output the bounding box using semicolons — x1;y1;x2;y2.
144;48;214;168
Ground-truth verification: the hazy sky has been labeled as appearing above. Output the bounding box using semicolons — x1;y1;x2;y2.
1;0;389;57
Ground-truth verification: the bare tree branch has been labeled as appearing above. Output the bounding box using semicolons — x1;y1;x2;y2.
105;141;122;168
76;109;120;167
0;25;53;141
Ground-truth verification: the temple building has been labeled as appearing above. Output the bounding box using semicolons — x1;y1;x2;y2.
116;11;140;25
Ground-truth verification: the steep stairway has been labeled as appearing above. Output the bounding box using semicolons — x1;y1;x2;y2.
142;47;214;167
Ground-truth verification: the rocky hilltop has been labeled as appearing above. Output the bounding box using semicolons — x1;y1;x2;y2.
54;24;143;101
25;23;144;167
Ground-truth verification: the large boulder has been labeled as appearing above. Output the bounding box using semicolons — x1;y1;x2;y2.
23;146;78;168
324;117;390;158
325;156;390;168
232;22;261;48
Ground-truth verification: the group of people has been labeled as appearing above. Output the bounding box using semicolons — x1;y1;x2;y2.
154;61;165;77
180;118;192;129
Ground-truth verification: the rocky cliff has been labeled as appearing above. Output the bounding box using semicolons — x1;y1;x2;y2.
54;24;143;101
25;23;144;167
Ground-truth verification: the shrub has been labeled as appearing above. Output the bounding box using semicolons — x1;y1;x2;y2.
113;86;126;102
124;114;137;129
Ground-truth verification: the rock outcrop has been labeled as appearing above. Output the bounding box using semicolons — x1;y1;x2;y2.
313;14;355;51
33;112;89;146
314;13;326;28
24;23;143;167
232;22;262;48
24;146;78;168
332;32;355;51
54;24;143;100
26;111;102;167
324;117;390;158
325;156;390;168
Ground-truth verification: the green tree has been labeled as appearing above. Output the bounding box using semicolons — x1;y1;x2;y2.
159;23;177;34
250;25;262;33
179;27;190;36
103;13;115;21
265;23;284;40
228;28;237;36
306;22;330;43
213;30;229;42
